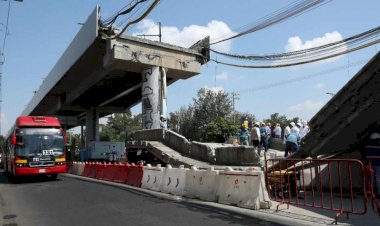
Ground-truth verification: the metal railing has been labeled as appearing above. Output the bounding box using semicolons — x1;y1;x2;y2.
265;158;368;224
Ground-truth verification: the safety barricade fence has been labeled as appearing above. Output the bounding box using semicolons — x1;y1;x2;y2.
88;162;99;178
77;162;85;176
72;161;79;175
95;162;107;180
142;164;165;191
216;167;271;210
103;163;118;181
126;163;144;187
112;163;130;184
185;166;219;201
82;162;92;177
366;161;380;216
265;158;367;223
161;165;188;196
68;162;275;210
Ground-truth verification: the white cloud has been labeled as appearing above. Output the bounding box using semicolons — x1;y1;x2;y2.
314;83;325;90
288;100;324;112
203;86;224;93
215;72;228;81
285;31;344;52
133;19;235;52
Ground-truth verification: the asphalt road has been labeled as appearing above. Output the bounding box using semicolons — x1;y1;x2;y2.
0;171;284;226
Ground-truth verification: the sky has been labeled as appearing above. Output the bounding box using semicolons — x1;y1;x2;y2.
0;0;379;135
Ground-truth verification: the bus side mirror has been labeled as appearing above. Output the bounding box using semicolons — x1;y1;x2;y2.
11;135;16;145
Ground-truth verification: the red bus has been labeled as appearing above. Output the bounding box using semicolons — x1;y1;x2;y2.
3;116;66;180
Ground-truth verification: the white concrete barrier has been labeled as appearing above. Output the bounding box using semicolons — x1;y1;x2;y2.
185;166;219;201
216;167;272;210
160;165;188;196
77;162;85;176
141;164;165;191
72;161;79;175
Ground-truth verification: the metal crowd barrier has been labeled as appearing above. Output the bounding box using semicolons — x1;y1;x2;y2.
265;158;368;224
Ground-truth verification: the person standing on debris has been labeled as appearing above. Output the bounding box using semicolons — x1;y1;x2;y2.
284;127;300;157
274;123;282;139
160;115;167;129
260;123;268;152
283;123;292;144
293;122;301;134
362;133;380;198
239;124;250;146
299;120;310;139
251;122;261;155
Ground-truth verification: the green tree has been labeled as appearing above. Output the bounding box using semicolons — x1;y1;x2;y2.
170;88;237;142
99;111;142;141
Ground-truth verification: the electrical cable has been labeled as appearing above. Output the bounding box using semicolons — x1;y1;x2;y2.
211;39;380;68
235;58;368;95
1;0;11;58
208;25;380;67
103;0;148;27
210;0;328;45
107;0;160;40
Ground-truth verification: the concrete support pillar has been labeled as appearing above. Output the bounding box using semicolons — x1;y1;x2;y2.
142;67;161;129
85;109;99;158
160;67;168;129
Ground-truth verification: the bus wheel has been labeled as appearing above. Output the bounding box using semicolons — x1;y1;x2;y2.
50;174;58;181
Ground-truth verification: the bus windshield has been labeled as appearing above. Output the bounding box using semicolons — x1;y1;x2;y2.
16;128;64;157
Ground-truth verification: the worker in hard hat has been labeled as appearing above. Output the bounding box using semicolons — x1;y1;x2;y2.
293;122;301;134
239;123;250;146
274;123;282;139
299;120;310;139
284;127;300;157
362;133;380;198
160;115;167;129
251;122;261;155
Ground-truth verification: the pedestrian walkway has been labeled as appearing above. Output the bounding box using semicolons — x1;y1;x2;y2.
259;199;379;225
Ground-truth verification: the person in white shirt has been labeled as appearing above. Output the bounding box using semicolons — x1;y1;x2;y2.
283;122;292;144
250;122;261;156
299;120;310;139
274;123;282;139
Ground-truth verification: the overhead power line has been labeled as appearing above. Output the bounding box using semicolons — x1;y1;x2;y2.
235;58;368;95
102;0;148;27
101;0;160;39
210;0;330;45
210;26;380;68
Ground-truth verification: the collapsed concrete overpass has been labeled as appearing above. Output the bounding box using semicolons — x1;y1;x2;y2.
299;50;380;157
19;6;209;149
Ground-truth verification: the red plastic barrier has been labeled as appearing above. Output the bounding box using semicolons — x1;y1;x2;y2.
95;162;107;180
88;162;98;178
126;163;144;187
112;163;130;184
82;162;92;177
103;163;118;181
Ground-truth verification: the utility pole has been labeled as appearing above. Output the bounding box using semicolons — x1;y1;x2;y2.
231;92;240;124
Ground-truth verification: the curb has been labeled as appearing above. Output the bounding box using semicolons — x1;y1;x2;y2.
61;173;345;226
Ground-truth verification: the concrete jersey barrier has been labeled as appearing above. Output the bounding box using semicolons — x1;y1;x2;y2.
185;166;219;201
160;164;188;196
142;164;165;191
216;167;272;210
